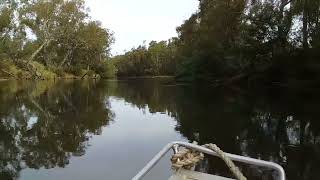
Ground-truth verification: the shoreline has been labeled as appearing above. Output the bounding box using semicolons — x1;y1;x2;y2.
0;77;102;81
117;75;174;79
0;76;175;83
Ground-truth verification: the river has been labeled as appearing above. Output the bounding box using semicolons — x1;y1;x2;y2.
0;78;319;180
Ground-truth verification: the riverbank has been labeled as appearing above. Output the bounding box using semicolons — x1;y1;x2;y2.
117;75;174;79
0;60;104;80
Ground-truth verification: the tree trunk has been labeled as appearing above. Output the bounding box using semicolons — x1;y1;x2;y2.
303;0;309;49
27;39;52;63
1;69;15;77
276;0;293;53
81;65;90;79
28;96;53;119
59;49;72;67
156;53;159;75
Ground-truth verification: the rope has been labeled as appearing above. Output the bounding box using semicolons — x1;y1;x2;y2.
171;143;247;180
204;144;247;180
171;147;204;170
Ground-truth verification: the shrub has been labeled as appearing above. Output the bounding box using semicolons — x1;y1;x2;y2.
0;60;20;78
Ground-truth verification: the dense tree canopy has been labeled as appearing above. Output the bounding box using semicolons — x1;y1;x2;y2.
173;0;320;84
2;0;320;85
0;0;114;79
111;0;320;86
112;39;178;77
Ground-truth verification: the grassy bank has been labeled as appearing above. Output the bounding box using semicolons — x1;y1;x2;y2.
0;60;102;80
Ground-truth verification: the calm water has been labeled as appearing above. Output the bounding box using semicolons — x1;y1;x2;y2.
0;79;319;180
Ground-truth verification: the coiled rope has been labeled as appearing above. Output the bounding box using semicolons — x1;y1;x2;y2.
171;143;247;180
171;146;204;170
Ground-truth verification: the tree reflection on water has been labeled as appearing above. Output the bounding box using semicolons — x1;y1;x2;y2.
0;79;320;180
106;79;320;180
0;80;114;179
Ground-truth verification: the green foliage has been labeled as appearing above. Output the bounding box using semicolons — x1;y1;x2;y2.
0;7;11;33
0;0;114;79
2;0;320;83
112;39;178;77
94;60;116;78
29;61;57;79
174;0;320;83
0;60;20;77
175;0;247;81
49;66;64;77
65;64;83;76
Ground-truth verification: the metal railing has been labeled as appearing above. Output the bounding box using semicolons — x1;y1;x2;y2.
132;141;286;180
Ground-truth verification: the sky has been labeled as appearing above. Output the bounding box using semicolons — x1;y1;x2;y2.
85;0;199;55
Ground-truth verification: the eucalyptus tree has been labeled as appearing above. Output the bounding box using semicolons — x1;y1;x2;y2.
176;0;247;81
174;0;320;83
0;1;12;34
8;0;114;77
0;0;26;62
292;0;320;49
19;0;86;64
72;21;113;70
112;40;178;77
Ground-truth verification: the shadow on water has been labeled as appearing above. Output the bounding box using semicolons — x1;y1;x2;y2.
172;86;320;180
103;79;320;180
0;78;320;179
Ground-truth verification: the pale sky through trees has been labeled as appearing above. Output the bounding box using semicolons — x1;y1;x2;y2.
85;0;199;55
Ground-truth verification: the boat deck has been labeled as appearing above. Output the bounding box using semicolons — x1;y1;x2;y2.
133;142;285;180
169;169;234;180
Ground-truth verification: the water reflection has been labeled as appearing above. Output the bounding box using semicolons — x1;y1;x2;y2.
0;80;113;179
103;79;320;180
172;87;320;180
0;79;320;180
